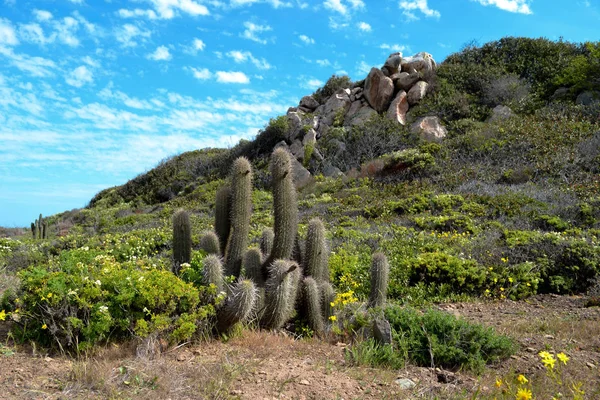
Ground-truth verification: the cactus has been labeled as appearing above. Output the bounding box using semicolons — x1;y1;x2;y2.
203;254;225;293
42;221;47;239
305;218;329;282
172;209;192;274
264;148;298;267
30;223;35;239
303;277;325;334
292;234;304;267
215;186;231;256
260;260;300;330
200;231;220;255
216;279;258;333
259;228;274;257
243;248;264;288
224;158;253;278
368;252;389;308
319;281;336;323
37;214;43;239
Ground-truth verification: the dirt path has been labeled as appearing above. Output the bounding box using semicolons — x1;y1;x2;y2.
1;295;599;399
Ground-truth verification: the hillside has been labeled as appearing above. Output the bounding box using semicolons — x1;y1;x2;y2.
1;37;600;399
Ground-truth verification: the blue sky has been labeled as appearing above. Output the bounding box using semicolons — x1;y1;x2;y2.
0;0;598;227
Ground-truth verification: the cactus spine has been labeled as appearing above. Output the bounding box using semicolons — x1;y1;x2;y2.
260;260;300;330
215;186;231;256
203;254;225;293
305;218;329;282
172;209;192;274
259;228;274;257
200;231;220;255
216;279;258;333
243;248;265;288
224;158;253;278
368;252;389;308
303;277;325;334
264;148;298;267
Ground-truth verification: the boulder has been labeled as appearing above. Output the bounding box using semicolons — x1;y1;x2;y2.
286;112;303;141
302;129;317;146
576;90;600;106
551;87;570;102
322;164;344;178
401;52;436;80
407;81;428;105
291;159;312;189
299;95;320;110
372;318;392;345
317;90;352;127
394;71;420;92
381;52;402;76
387;90;409;125
344;100;363;125
347;105;377;126
290;140;304;159
487;105;515;122
363;68;395;113
410;116;447;142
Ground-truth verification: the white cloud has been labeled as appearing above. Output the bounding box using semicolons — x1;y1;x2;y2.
316;59;331;67
230;0;293;8
147;45;172;61
226;50;271;70
241;21;272;44
328;17;349;30
67;0;84;3
117;8;159;19
115;24;151;47
54;16;80;47
33;10;53;22
299;34;314;44
192;38;205;51
356;60;372;75
357;21;371;31
471;0;532;14
188;67;212;80
305;79;323;89
66;65;93;87
348;0;365;9
148;0;210;19
0;46;56;76
324;0;347;14
98;85;155;110
380;43;408;53
19;23;54;45
399;0;440;20
0;18;19;46
216;71;250;84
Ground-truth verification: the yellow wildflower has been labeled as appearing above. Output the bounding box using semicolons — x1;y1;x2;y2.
538;351;552;359
517;374;529;384
328;315;337;322
41;323;47;330
0;310;6;321
557;352;569;364
515;388;532;400
508;277;514;283
495;378;502;388
541;355;556;369
46;292;53;298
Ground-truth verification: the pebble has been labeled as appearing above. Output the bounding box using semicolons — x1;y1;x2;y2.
394;378;416;390
299;379;310;386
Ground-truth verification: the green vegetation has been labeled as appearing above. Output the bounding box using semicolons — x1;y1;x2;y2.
1;37;599;374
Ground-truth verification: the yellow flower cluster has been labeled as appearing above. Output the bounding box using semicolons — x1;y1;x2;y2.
330;290;358;308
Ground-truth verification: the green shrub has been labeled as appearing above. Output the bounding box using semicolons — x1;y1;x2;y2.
312;75;352;104
414;213;476;234
408;252;486;294
383;306;517;373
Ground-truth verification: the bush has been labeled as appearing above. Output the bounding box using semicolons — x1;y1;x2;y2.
347;306;516;372
312;75;352;104
5;249;216;352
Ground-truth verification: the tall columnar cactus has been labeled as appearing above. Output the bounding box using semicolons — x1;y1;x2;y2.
42;222;47;239
264;148;298;267
260;260;300;330
243;248;264;288
224;158;253;278
200;231;220;255
319;282;336;323
303;277;325;334
203;254;225;293
215;186;231;256
368;252;389;308
216;279;258;333
172;209;192;274
30;223;35;239
305;218;329;282
259;228;274;257
37;214;43;239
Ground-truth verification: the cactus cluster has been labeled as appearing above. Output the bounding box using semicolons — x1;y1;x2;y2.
171;147;390;336
31;214;47;240
172;209;192;274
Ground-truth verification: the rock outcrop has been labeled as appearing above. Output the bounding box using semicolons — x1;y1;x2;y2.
280;51;441;180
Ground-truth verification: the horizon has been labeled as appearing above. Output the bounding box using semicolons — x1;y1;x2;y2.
1;0;598;227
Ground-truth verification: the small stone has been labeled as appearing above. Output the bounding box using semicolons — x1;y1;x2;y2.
544;334;555;339
176;353;187;362
231;389;243;395
587;362;596;369
526;347;536;353
394;378;416;390
299;379;310;386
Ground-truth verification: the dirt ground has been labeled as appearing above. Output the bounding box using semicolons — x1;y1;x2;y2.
1;294;599;400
